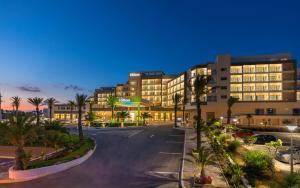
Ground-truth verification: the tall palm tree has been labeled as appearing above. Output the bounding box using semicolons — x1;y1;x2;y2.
227;96;239;124
0;92;2;120
246;114;252;127
172;93;182;127
141;112;152;126
188;74;212;150
87;97;94;113
2;114;38;170
106;96;118;123
44;97;58;122
75;94;88;141
116;111;129;128
68;100;76;124
27;97;43;125
11;96;21;114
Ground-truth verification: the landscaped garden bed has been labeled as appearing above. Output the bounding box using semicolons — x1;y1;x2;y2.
28;137;95;169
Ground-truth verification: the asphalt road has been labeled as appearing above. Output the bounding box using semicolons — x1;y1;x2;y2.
2;126;184;188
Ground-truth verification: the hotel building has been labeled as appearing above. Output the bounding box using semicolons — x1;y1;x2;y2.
53;53;300;126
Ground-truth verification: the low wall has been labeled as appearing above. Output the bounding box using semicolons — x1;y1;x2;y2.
8;145;96;182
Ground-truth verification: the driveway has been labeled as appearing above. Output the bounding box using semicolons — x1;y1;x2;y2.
3;125;184;188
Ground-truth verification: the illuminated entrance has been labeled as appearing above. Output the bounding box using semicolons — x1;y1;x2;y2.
115;97;142;125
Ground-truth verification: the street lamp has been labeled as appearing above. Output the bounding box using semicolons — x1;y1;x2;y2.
220;116;224;135
287;124;297;174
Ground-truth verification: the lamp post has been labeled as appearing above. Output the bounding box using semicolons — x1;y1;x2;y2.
220;116;224;135
287;124;297;174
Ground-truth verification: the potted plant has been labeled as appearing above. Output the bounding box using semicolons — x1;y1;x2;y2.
193;147;214;186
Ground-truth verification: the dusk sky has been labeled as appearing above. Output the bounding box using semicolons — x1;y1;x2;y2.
0;0;299;111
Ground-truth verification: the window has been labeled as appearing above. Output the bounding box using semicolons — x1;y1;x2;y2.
293;109;300;115
207;96;217;102
255;109;264;115
221;95;227;99
221;86;227;90
266;108;276;115
221;68;227;72
221;77;227;81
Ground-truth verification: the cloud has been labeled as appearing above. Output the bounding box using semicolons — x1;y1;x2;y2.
18;85;41;92
64;84;84;92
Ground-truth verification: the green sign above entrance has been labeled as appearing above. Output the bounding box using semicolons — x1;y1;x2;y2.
115;97;141;107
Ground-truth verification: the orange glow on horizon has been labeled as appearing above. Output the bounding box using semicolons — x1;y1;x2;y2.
1;102;45;112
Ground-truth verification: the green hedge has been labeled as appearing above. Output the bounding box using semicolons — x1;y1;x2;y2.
244;151;273;175
28;137;95;169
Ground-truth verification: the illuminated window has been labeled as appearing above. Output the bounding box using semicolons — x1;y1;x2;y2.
231;75;242;82
269;83;282;91
230;66;242;74
230;93;242;100
243;74;255;82
256;93;269;101
243;65;255;73
231;84;242;92
256;65;268;73
269;73;282;81
256;74;268;82
243;83;255;91
243;93;255;101
255;83;268;91
269;92;282;100
269;64;282;72
297;92;300;101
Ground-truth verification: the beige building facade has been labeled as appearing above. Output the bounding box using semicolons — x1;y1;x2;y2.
53;53;300;127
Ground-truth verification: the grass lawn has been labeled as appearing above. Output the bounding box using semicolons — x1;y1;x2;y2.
28;138;95;169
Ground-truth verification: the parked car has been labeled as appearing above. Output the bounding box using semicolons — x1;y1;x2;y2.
254;134;277;145
233;129;254;138
276;147;300;164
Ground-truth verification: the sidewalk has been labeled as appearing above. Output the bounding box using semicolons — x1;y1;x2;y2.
181;128;229;188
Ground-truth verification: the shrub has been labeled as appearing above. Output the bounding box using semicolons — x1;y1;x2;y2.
244;151;273;175
244;136;257;145
283;171;300;188
226;140;241;154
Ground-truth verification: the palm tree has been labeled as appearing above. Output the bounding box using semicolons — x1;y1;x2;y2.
44;97;58;122
75;94;88;141
106;96;118;123
0;92;2;120
188;74;212;150
194;147;214;177
68;100;76;124
182;95;187;124
116;111;129;128
246;114;252;127
87;97;94;113
11;96;21;114
172;93;182;127
141;112;152;126
28;97;43;125
2;114;38;170
227;96;239;124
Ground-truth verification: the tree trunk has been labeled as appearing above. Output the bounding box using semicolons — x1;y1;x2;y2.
174;103;177;127
70;108;73;124
111;106;114;123
196;97;202;151
182;104;185;122
14;146;25;170
78;108;83;141
227;108;231;124
36;107;40;125
49;106;52;122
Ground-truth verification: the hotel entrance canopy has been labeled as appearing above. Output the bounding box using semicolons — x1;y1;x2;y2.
115;97;152;107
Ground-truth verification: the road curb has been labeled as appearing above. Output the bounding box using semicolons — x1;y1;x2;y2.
180;128;187;188
0;140;97;184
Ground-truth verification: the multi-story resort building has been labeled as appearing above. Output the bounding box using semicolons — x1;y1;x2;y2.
53;53;300;126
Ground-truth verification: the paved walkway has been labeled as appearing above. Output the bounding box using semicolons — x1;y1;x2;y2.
181;128;229;188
